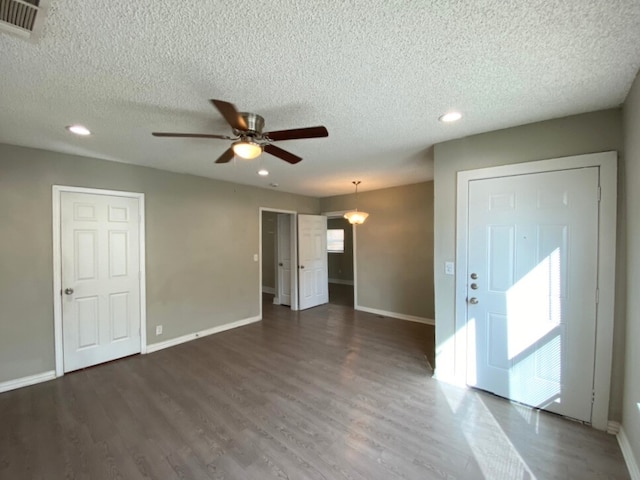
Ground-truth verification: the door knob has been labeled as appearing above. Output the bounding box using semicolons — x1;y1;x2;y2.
470;283;478;290
64;288;74;295
469;297;479;305
279;263;283;266
300;265;305;269
470;273;478;280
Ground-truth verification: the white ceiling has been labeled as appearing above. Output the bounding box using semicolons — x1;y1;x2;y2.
1;1;639;197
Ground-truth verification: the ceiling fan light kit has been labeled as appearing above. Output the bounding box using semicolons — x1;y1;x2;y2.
152;99;328;165
232;138;262;159
344;180;369;225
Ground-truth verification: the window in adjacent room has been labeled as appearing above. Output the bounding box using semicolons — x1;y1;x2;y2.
327;228;345;253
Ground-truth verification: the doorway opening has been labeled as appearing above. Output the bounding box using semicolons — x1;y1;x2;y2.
259;208;298;316
323;211;356;307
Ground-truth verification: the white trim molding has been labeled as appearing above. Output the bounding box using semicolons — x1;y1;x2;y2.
356;305;435;325
52;186;147;377
328;278;354;285
146;315;261;354
0;371;56;394
454;151;617;431
608;421;622;435
618;427;640;480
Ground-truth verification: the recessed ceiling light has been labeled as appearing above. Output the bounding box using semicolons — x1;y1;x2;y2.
258;169;269;176
439;112;462;123
66;124;92;136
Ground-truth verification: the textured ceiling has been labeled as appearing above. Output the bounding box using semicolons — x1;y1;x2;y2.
1;1;640;197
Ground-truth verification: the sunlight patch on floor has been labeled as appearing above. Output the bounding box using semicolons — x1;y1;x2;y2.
441;385;537;479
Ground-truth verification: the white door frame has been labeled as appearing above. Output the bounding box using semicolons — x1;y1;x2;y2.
52;186;147;377
454;151;617;431
322;210;358;307
259;207;298;316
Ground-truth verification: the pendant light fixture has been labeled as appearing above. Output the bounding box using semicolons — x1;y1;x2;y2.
344;180;369;225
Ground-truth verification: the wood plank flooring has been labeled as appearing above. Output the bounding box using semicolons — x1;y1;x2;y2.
0;299;629;479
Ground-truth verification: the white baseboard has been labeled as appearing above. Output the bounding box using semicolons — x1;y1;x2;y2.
355;305;435;325
608;421;621;435
329;278;354;285
618;426;640;480
262;286;275;294
146;315;261;354
0;370;56;394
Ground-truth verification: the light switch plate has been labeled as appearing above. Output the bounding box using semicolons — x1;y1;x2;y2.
253;253;259;262
445;261;455;275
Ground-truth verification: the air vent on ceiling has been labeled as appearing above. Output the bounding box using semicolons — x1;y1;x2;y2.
0;0;49;40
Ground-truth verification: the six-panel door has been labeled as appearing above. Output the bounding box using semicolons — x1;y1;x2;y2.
61;192;142;372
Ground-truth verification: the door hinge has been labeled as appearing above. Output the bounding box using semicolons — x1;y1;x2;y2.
597;186;602;202
592;390;596;404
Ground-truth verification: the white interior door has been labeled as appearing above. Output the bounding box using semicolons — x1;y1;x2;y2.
298;214;328;310
61;192;142;372
466;167;600;422
277;213;292;306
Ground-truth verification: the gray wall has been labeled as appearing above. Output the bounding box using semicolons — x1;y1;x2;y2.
321;182;434;320
432;108;625;420
261;211;277;290
0;144;319;383
623;71;640;465
327;217;353;282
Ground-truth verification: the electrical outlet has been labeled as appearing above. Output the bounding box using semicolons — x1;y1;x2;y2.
156;325;163;335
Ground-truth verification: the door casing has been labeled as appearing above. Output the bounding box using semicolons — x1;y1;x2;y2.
454;152;617;431
52;186;147;377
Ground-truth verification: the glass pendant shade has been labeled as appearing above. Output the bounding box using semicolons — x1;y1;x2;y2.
344;210;369;225
232;140;263;159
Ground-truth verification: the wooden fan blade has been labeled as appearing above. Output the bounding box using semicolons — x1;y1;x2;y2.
265;126;328;141
264;144;302;164
215;147;235;164
210;99;247;131
152;132;233;139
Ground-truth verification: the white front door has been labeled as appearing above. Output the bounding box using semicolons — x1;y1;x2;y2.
61;192;142;372
298;214;328;310
277;213;292;306
466;167;599;422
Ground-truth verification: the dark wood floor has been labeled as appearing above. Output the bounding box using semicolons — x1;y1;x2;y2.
0;299;629;479
329;282;354;307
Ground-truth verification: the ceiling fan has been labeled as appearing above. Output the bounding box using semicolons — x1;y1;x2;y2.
152;99;329;164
